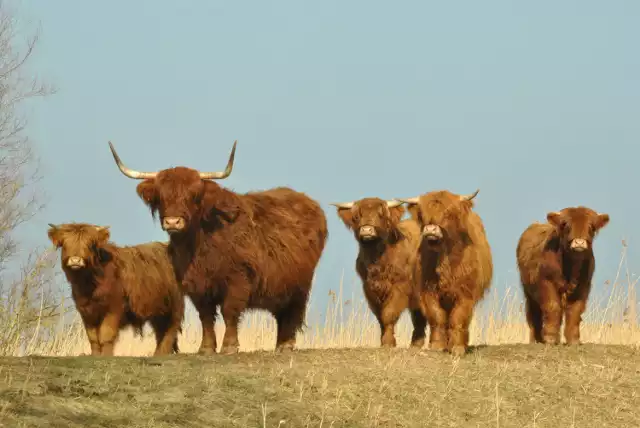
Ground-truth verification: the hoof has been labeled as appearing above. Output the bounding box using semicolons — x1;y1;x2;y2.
276;342;296;353
380;342;396;349
542;336;559;345
450;345;466;357
410;339;425;349
428;343;447;352
197;347;216;356
220;345;239;355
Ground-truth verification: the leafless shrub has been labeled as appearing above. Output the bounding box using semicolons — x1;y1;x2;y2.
0;0;62;356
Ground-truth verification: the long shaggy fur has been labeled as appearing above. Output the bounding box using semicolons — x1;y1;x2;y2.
405;190;493;356
516;206;609;345
47;223;184;356
335;198;427;348
136;167;328;355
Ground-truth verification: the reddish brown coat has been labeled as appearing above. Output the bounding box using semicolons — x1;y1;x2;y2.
333;197;427;348
516;206;610;345
108;141;328;355
401;189;493;356
47;223;184;356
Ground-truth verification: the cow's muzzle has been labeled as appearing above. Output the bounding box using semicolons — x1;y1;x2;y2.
162;217;186;234
422;224;443;242
66;256;86;270
358;225;377;241
570;238;588;252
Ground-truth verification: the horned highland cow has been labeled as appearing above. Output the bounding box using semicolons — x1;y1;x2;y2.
107;141;328;355
516;206;610;345
399;189;493;356
332;197;427;348
47;223;184;356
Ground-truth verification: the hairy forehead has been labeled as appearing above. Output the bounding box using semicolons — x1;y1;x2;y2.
419;191;459;210
559;207;598;223
356;198;386;211
156;168;202;188
55;224;102;243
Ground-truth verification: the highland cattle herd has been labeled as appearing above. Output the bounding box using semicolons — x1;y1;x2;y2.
46;141;610;357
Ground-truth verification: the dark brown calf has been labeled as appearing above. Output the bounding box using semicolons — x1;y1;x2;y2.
47;223;184;356
332;197;427;348
516;206;610;345
400;190;493;356
107;141;328;355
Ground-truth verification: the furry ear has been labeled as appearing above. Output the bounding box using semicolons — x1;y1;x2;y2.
336;207;356;229
595;213;610;230
47;226;62;248
94;226;111;244
546;211;564;228
136;180;158;207
388;205;405;225
201;180;241;224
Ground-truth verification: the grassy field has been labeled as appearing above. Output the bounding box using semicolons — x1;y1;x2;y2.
2;344;640;427
1;251;639;427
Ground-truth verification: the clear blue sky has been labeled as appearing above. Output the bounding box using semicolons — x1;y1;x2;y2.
19;1;640;316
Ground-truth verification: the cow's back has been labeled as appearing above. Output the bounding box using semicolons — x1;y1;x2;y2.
245;186;328;262
114;241;182;318
466;211;493;296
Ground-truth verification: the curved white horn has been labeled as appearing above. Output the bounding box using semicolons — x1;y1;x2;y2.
199;140;237;180
398;197;420;205
330;201;355;209
460;189;479;201
386;199;403;208
108;142;158;180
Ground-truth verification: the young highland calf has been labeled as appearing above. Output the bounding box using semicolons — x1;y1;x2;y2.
47;223;184;356
400;190;493;356
332;197;427;348
516;206;610;345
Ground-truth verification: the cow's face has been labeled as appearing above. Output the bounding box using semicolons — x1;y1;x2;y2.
47;223;112;271
333;197;405;244
401;190;478;249
547;207;609;254
107;140;237;237
136;168;207;235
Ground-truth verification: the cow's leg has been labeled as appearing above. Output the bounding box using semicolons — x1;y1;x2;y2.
564;297;587;346
150;314;181;356
410;309;428;349
538;280;562;345
220;296;248;355
378;292;407;348
82;321;101;356
191;296;217;356
448;298;475;356
275;292;309;352
98;311;122;356
525;295;543;343
420;292;448;352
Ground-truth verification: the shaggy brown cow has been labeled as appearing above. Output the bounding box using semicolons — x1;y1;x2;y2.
332;197;427;348
107;140;328;355
516;206;610;345
47;223;184;356
399;189;493;356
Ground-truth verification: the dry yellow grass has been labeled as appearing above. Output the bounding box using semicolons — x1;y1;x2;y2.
11;270;640;357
